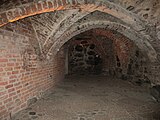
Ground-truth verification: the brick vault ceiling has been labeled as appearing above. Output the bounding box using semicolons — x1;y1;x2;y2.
0;0;159;62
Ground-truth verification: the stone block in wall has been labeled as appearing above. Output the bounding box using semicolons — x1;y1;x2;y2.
151;85;160;102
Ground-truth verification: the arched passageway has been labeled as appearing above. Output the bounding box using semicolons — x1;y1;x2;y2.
11;28;160;120
0;0;160;120
60;28;152;83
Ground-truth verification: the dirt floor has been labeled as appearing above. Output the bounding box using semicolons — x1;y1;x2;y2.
12;75;160;120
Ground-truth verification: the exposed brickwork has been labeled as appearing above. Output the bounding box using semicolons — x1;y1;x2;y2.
1;19;34;37
53;18;156;62
0;0;159;63
96;29;153;82
0;29;65;119
0;0;151;29
66;28;152;82
35;11;158;84
0;0;159;30
0;0;160;119
1;18;41;56
0;0;79;27
0;1;158;63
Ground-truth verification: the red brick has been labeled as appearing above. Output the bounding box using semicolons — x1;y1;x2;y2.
5;101;14;108
62;0;66;5
7;72;12;75
9;92;16;97
5;67;13;71
0;68;3;72
5;84;13;89
0;94;8;101
8;88;15;93
25;6;32;15
9;75;17;79
57;0;62;6
0;81;8;86
4;98;12;104
16;85;22;90
53;0;57;8
43;1;48;9
0;91;7;96
7;63;14;67
0;30;65;119
31;4;37;12
0;106;5;111
12;71;19;74
0;59;8;62
0;64;6;67
37;3;42;11
17;90;21;94
9;79;16;83
48;1;53;8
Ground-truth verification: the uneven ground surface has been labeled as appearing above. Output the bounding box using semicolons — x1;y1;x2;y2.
12;75;160;120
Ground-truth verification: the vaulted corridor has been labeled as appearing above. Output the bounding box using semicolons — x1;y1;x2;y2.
12;75;160;120
0;0;160;120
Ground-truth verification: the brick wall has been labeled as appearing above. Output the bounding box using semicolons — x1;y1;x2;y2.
1;18;40;56
0;23;65;119
91;28;152;82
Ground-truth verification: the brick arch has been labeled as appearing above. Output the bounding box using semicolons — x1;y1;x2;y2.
47;21;157;62
0;0;145;31
0;0;153;62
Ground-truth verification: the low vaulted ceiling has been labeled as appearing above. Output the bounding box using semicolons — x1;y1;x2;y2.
0;0;159;62
0;0;159;26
